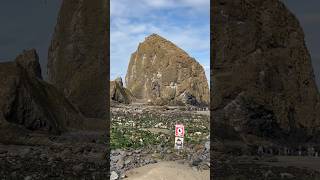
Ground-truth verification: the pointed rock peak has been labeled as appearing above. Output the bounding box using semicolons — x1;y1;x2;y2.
114;76;123;87
15;49;42;79
144;33;172;44
141;33;189;56
15;49;39;63
145;33;165;39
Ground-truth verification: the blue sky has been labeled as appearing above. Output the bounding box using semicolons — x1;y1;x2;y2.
110;0;210;84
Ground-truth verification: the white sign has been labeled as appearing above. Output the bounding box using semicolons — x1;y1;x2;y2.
174;124;185;149
175;124;185;137
174;137;184;149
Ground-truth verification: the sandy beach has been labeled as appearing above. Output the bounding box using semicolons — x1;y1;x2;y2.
125;161;209;180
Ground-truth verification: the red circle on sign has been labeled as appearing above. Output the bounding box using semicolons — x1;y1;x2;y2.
175;125;184;137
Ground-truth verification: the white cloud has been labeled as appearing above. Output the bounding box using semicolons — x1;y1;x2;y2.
141;0;209;9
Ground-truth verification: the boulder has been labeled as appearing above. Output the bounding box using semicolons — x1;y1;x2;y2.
125;34;209;106
0;50;84;136
47;0;108;118
212;0;320;142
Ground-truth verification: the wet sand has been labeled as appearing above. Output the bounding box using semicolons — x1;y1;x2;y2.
262;156;320;172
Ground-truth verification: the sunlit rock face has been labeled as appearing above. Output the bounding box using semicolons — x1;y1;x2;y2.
47;0;108;118
125;34;209;106
212;0;320;141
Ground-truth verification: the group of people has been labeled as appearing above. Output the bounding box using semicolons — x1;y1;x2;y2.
186;106;208;111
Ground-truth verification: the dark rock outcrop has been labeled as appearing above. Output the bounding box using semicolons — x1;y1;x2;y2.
125;34;209;106
110;77;134;104
15;49;42;79
212;0;320;142
0;50;84;136
47;0;108;118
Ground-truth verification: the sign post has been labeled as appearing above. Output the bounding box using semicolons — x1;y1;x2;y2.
174;124;185;150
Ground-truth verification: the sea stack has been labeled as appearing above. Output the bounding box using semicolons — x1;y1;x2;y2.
125;34;209;106
212;0;320;141
47;0;108;118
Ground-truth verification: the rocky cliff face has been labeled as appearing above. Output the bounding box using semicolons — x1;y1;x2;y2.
110;77;134;104
212;0;320;141
47;0;108;118
0;50;84;136
125;34;209;106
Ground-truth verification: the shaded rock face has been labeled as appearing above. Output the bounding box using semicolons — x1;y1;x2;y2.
15;49;42;79
212;0;320;141
0;50;84;135
48;0;108;118
125;34;209;106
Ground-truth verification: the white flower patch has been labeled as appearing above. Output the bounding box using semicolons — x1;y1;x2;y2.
154;122;163;128
170;82;177;89
157;72;162;78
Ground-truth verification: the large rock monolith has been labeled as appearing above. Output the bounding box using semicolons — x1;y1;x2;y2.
126;34;209;106
48;0;108;118
212;0;320;142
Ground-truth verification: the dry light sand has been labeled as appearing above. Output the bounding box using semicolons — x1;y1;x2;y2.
125;161;210;180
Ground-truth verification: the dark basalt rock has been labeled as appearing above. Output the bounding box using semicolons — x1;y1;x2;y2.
0;50;84;138
47;0;108;118
212;0;320;143
15;49;42;79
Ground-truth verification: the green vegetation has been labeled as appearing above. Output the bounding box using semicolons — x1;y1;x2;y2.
111;110;209;150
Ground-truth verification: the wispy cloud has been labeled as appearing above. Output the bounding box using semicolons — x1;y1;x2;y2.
111;0;210;83
111;0;209;18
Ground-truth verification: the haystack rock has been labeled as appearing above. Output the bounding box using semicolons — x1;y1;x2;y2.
212;0;320;141
47;0;108;118
125;34;209;106
110;77;134;104
0;50;84;138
